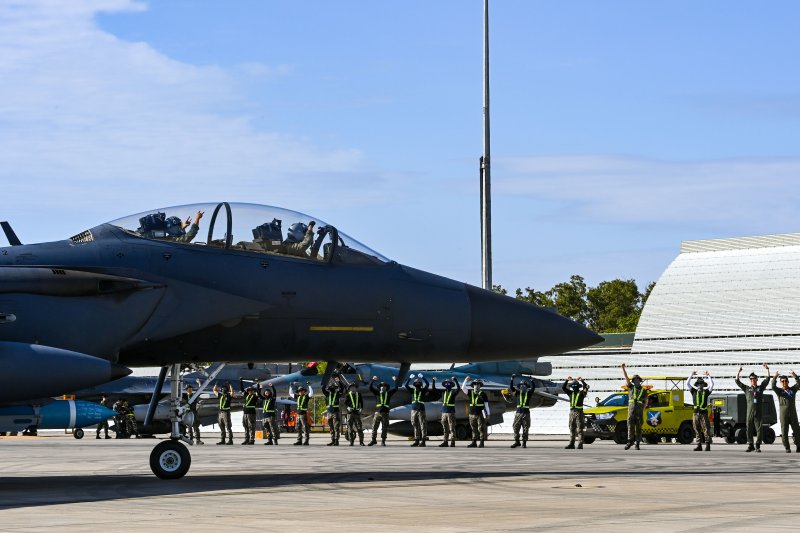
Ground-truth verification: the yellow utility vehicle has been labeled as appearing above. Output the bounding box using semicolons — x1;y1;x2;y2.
582;376;695;445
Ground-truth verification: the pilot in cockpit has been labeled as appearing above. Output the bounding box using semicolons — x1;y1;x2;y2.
282;220;315;257
167;210;204;244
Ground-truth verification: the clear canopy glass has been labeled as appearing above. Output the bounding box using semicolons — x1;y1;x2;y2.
105;202;389;265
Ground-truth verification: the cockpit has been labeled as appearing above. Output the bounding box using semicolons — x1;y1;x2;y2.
105;202;390;266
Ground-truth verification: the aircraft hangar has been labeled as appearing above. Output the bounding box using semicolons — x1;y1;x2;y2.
533;232;800;434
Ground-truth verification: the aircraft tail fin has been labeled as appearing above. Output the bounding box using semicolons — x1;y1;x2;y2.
1;222;22;246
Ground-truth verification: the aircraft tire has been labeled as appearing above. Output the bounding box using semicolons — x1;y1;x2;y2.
73;428;84;440
150;440;191;480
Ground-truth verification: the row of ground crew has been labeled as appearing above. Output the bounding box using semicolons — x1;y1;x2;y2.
204;364;800;451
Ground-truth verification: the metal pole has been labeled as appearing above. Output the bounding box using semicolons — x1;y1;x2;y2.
481;0;492;290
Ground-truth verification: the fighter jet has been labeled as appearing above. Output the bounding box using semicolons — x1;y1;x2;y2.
0;202;601;478
269;361;564;441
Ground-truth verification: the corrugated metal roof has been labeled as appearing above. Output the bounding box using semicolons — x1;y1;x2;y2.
681;233;800;253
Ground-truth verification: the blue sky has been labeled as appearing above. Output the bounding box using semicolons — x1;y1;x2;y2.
2;0;800;293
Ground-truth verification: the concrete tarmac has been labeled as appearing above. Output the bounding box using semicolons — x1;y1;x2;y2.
0;433;798;531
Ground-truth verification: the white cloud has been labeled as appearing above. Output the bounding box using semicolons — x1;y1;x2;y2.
497;155;800;233
0;0;371;235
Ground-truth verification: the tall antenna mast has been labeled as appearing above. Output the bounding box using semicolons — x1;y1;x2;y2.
480;0;492;290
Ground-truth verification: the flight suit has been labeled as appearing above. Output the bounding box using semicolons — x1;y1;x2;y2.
217;391;233;444
563;380;589;448
627;385;647;445
95;398;110;439
510;379;534;447
295;393;311;445
772;376;800;451
325;384;345;445
181;391;202;444
466;389;489;446
261;395;280;445
242;390;259;444
369;381;397;446
405;378;430;446
439;387;460;446
123;404;139;438
345;390;365;446
735;376;770;449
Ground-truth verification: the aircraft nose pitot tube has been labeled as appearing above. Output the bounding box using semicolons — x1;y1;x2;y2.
465;286;602;359
0;342;131;402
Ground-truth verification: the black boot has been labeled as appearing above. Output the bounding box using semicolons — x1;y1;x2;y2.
522;440;527;448
327;439;335;446
420;440;426;447
381;439;386;447
511;440;521;448
294;440;302;446
705;443;710;452
303;439;309;446
265;437;273;446
635;442;640;450
334;439;340;446
359;436;365;446
467;440;477;448
274;438;279;446
478;440;484;448
786;447;792;453
411;440;419;447
217;440;225;445
368;439;377;446
565;442;575;449
746;443;755;452
624;441;633;450
226;438;233;445
450;440;455;447
577;442;583;449
693;444;702;451
439;441;449;447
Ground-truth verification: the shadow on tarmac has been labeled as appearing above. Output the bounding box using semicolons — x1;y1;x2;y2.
0;468;764;510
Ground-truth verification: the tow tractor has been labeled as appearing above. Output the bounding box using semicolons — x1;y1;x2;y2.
582;376;695;445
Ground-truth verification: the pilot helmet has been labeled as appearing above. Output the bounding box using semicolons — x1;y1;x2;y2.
286;222;308;243
165;216;186;237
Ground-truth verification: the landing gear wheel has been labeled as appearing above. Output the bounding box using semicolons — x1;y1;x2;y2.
613;422;627;445
150;440;191;480
763;427;776;445
73;428;84;440
676;421;694;444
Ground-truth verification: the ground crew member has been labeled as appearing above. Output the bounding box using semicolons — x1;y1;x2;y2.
772;370;800;453
96;396;111;439
405;374;430;446
122;400;139;438
368;376;398;446
621;364;647;450
433;376;460;447
509;374;534;448
213;382;234;445
345;382;365;446
463;376;490;448
325;377;346;446
112;399;125;438
686;371;714;451
735;364;771;452
259;382;280;445
240;379;259;445
182;382;203;445
563;376;589;450
289;382;313;445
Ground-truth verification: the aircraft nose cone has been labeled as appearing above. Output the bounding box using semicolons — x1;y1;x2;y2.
466;286;602;359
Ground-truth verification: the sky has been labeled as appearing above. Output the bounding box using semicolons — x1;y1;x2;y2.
2;0;800;293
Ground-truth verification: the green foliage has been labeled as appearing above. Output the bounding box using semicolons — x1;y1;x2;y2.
503;275;656;334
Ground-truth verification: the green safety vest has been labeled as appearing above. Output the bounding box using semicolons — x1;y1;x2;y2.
694;389;708;411
630;386;645;404
219;394;231;411
469;391;485;407
262;396;276;414
348;391;361;410
326;390;340;409
412;389;424;403
570;391;583;409
443;390;456;407
297;395;309;412
244;393;257;408
518;391;530;409
376;391;390;408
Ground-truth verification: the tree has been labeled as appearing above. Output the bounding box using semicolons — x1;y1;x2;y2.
491;284;507;295
642;281;656;306
586;279;642;333
515;287;554;308
549;275;589;325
